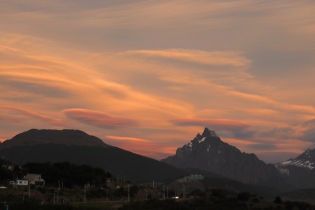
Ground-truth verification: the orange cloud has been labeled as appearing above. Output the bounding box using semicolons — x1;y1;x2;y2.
120;49;251;67
170;118;250;129
104;135;181;159
104;135;158;157
0;106;67;127
106;136;149;142
62;108;139;129
170;118;255;139
0;114;21;123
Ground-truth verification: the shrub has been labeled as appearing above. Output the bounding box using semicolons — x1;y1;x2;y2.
237;192;250;202
274;196;282;204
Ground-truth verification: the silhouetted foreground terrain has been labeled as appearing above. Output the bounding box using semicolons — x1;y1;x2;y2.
2;190;315;210
1;159;315;210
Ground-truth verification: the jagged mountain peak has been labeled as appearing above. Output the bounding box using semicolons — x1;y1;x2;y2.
201;127;218;138
275;148;315;175
161;128;287;189
178;128;234;155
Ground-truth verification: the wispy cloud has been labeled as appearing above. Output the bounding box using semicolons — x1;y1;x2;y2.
0;114;21;123
104;135;159;157
120;49;251;67
62;108;139;129
105;135;149;143
170;118;255;139
0;106;68;126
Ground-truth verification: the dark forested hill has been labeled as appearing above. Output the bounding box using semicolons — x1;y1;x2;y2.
0;129;109;148
0;143;186;183
0;129;186;183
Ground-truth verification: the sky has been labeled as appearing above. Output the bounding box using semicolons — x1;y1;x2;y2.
0;0;315;163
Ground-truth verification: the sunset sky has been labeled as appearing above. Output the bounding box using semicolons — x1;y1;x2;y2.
1;0;315;163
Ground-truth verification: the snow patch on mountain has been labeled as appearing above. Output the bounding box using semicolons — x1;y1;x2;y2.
275;148;315;175
199;137;206;143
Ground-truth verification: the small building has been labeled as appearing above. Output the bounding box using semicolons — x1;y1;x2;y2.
10;179;29;186
16;179;29;186
106;178;112;187
24;174;45;186
176;174;204;182
184;174;204;181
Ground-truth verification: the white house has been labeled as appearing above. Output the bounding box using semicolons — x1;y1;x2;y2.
24;174;45;186
10;179;28;186
16;179;28;186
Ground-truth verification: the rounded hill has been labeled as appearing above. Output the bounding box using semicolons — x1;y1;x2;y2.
0;129;109;148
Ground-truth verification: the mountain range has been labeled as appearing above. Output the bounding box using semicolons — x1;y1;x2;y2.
1;128;314;195
161;128;293;191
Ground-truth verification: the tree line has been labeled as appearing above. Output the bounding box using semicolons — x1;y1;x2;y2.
0;159;112;188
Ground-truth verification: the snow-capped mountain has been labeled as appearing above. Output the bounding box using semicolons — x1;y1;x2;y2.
275;149;315;175
162;128;291;191
274;149;315;189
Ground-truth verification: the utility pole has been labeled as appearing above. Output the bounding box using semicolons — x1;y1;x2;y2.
62;179;63;189
128;184;130;202
28;184;30;201
84;184;86;203
163;185;165;200
167;186;168;199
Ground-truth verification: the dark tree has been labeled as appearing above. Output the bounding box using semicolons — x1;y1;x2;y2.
274;196;282;204
237;192;250;201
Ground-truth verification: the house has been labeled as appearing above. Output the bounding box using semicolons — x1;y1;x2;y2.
106;178;112;187
176;174;204;182
10;179;29;185
2;164;22;171
24;174;45;186
16;179;29;185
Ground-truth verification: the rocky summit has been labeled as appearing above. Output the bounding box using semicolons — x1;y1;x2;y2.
162;128;291;191
274;148;315;189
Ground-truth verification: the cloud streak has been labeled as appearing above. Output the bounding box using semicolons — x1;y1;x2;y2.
170;118;255;139
0;106;67;127
121;49;251;67
62;108;139;129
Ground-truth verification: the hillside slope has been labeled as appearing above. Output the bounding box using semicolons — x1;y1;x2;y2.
0;129;185;183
